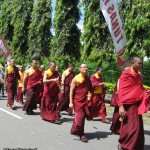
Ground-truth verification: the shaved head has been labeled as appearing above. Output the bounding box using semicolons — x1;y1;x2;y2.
10;59;15;66
131;56;142;64
49;61;56;71
79;64;88;75
131;56;143;72
79;64;87;68
49;61;56;66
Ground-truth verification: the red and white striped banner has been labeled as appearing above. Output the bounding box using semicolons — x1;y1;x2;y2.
100;0;129;69
0;35;11;60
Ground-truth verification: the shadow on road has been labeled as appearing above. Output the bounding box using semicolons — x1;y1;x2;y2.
144;130;150;136
14;106;23;110
92;117;112;122
61;117;74;123
85;131;112;140
0;96;7;101
144;145;150;150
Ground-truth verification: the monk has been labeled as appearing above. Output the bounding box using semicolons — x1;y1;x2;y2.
40;61;61;124
110;83;121;134
22;60;43;115
16;65;24;104
57;64;75;115
89;67;110;123
118;57;150;150
55;66;59;73
69;64;92;142
38;64;45;105
110;107;120;134
4;59;20;109
39;64;45;77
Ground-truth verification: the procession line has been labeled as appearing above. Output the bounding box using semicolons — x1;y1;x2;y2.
0;108;23;120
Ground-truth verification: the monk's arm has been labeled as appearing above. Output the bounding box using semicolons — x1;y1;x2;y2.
69;78;76;108
43;73;59;84
90;76;98;88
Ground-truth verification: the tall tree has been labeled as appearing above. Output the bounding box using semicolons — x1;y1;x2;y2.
27;0;52;62
52;0;81;67
10;0;34;63
81;0;114;65
119;0;150;57
0;0;33;63
0;0;14;44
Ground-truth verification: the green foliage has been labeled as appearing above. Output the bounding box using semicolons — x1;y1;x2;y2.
0;0;33;64
106;82;115;94
143;60;150;86
10;0;34;63
144;85;150;89
0;55;6;65
80;0;115;65
51;0;81;66
0;1;14;43
27;0;52;63
119;0;150;57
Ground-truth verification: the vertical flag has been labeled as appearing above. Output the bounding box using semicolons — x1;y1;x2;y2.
100;0;129;69
0;35;11;61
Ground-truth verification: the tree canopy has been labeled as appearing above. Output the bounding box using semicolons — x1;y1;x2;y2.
0;0;149;67
51;0;81;68
27;0;52;62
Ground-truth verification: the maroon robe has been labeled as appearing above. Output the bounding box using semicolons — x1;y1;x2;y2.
110;85;121;134
89;74;106;119
110;107;120;134
57;71;75;114
40;71;60;122
118;67;145;150
71;75;92;137
22;69;43;112
16;87;23;104
6;66;19;106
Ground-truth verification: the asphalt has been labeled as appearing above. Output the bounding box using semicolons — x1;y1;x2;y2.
0;94;150;150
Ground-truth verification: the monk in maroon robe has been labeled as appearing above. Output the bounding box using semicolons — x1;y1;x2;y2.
38;64;45;105
22;60;43;115
57;64;75;115
69;64;92;142
89;67;110;123
118;57;150;150
40;61;61;124
4;59;20;109
110;107;120;134
16;65;24;104
110;84;121;134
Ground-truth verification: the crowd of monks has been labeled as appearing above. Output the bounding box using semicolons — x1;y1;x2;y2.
3;57;150;150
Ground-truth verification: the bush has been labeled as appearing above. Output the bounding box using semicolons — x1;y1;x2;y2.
106;82;115;94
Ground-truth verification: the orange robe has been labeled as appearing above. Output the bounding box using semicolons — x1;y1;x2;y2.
71;73;92;137
57;69;75;114
89;73;106;119
6;66;19;106
40;69;60;122
118;67;145;150
22;68;43;112
16;70;24;104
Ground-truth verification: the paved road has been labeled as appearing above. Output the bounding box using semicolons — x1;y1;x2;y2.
0;96;150;150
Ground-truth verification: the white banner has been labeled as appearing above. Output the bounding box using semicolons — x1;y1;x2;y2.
100;0;126;54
